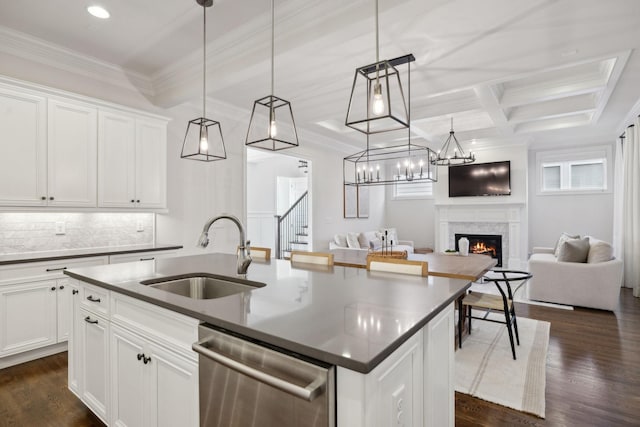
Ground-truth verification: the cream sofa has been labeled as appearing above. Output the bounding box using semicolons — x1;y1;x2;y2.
329;229;414;255
528;237;623;311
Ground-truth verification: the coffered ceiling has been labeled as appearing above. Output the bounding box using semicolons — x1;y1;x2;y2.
0;0;639;152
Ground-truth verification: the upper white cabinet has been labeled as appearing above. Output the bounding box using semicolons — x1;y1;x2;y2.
0;78;168;210
98;111;167;209
47;99;98;207
0;86;47;206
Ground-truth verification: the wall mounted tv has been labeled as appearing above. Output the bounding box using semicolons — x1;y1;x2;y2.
448;161;511;197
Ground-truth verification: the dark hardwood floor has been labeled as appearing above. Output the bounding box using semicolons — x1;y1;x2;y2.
1;289;638;426
456;288;640;427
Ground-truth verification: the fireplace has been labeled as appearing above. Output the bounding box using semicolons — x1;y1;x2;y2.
455;233;503;267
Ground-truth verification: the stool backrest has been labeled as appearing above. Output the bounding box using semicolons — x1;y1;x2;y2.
290;251;334;266
366;257;428;276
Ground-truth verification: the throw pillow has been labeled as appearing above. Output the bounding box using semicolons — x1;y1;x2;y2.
587;241;614;263
554;232;580;257
369;238;382;251
557;237;590;262
358;231;378;249
346;232;361;249
333;234;347;248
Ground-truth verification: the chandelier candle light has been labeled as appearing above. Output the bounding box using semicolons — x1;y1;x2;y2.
345;0;410;134
181;0;227;162
245;0;299;150
431;118;475;166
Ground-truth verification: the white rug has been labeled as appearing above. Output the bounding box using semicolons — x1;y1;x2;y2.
455;315;550;418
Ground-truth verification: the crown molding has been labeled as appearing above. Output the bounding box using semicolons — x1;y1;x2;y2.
0;25;155;97
617;95;640;135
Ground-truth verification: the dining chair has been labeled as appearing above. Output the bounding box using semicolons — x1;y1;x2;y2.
366;257;428;277
458;269;532;360
290;251;334;266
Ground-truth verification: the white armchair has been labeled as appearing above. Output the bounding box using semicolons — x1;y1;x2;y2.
528;244;623;311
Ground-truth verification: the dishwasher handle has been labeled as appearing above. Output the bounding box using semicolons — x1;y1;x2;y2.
192;338;326;402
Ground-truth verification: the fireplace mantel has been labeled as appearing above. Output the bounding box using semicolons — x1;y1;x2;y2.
435;203;527;270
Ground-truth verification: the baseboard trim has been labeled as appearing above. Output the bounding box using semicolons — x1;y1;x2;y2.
0;342;68;369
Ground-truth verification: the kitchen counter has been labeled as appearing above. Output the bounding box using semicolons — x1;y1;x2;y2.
64;253;471;373
0;243;183;265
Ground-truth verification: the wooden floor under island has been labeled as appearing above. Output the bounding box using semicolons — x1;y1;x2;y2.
1;289;638;426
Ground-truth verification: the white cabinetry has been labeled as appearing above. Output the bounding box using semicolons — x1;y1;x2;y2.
0;257;107;365
0;86;47;206
108;249;177;264
336;303;455;427
79;306;110;424
69;281;199;427
98;111;167;209
0;77;168;210
47;99;97;207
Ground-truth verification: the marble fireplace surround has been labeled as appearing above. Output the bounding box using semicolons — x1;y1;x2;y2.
435;203;526;270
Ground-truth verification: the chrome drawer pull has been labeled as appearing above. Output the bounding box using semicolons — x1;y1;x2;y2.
192;338;325;402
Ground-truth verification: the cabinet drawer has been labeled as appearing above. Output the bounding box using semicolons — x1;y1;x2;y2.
0;256;108;284
80;282;110;317
108;250;177;265
111;292;198;360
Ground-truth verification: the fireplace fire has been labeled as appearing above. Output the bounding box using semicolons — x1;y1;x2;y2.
455;233;502;267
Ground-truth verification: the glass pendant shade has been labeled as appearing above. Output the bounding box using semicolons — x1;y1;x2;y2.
246;95;299;150
345;55;413;134
431;118;475;166
181;117;226;161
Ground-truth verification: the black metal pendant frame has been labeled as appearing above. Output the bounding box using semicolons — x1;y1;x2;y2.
181;117;227;162
245;95;299;151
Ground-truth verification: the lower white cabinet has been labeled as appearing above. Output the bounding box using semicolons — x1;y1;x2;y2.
0;279;58;356
110;324;198;427
79;307;110;424
336;303;455;427
69;280;199;427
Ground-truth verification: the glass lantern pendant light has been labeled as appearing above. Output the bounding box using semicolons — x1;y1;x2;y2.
181;0;227;162
430;118;475;166
245;0;299;151
345;0;410;134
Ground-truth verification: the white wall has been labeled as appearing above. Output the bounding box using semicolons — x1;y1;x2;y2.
527;143;615;249
385;196;436;249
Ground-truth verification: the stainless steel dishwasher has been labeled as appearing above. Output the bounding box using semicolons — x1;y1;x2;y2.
193;325;335;427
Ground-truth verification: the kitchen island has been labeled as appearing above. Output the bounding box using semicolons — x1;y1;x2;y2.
65;253;471;426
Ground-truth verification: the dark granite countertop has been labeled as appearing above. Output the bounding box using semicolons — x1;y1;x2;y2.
0;244;183;266
64;253;471;373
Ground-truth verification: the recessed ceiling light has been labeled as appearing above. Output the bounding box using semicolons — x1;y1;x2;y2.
87;5;110;19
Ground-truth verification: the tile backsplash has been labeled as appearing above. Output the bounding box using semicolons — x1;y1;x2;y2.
0;213;154;254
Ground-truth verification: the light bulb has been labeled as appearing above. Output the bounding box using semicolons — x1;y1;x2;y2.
269;120;277;138
199;126;209;151
372;83;384;116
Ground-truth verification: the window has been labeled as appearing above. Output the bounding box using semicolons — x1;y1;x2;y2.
537;147;610;194
393;179;433;199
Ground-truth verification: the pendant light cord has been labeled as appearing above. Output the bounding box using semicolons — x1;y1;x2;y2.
203;3;207;118
374;0;380;83
271;0;275;96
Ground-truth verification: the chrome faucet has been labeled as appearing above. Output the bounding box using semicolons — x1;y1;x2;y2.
197;214;252;275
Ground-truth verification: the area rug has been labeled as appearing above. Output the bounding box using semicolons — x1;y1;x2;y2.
455;315;550;418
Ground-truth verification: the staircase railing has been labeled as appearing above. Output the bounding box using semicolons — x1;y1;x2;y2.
275;191;308;259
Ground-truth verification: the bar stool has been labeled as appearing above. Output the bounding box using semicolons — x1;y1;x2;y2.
290;251;334;266
366;257;428;277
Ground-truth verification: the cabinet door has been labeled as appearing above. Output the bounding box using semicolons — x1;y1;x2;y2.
0;87;47;206
423;303;455;427
135;119;166;209
79;308;110;424
110;325;146;427
67;280;82;397
47;99;97;207
147;342;198;427
56;277;73;342
98;110;136;208
0;280;57;356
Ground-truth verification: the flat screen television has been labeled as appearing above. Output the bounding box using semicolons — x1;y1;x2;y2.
448;161;511;197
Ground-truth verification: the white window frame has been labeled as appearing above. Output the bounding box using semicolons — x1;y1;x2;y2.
536;146;612;195
392;177;434;200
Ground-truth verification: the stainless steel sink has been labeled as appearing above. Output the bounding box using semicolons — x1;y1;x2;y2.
140;274;265;299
